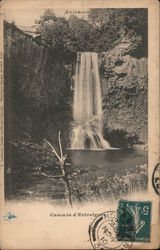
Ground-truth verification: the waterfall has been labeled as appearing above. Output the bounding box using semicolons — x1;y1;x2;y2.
70;52;110;149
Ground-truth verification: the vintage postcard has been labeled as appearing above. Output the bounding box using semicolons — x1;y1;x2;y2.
0;0;159;249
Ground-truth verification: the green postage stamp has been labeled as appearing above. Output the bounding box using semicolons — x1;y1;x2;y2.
117;200;152;242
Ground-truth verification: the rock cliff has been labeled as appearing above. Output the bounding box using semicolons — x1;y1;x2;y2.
4;21;72;147
4;21;71;109
4;21;147;146
99;38;148;145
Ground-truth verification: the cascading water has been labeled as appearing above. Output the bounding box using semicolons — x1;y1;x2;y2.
70;52;110;149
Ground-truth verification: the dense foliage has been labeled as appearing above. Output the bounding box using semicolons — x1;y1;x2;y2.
35;8;148;57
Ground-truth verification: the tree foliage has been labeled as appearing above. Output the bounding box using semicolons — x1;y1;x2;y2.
35;10;72;52
35;8;148;57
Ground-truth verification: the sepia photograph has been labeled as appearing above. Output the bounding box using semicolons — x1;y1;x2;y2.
0;1;159;249
4;7;148;205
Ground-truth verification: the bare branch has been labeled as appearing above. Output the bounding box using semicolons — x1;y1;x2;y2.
44;139;62;164
58;131;63;160
43;137;72;207
38;167;64;179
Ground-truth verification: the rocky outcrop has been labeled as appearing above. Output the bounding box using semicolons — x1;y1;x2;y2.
4;21;72;147
99;39;148;143
4;22;147;145
4;21;70;109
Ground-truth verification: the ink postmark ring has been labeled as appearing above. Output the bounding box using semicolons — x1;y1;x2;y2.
89;211;133;249
152;162;160;195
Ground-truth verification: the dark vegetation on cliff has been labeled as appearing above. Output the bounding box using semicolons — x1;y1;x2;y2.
4;8;148;200
35;8;148;58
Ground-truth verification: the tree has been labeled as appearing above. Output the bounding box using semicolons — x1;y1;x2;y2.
35;10;72;52
35;8;148;56
68;15;95;51
88;8;148;57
